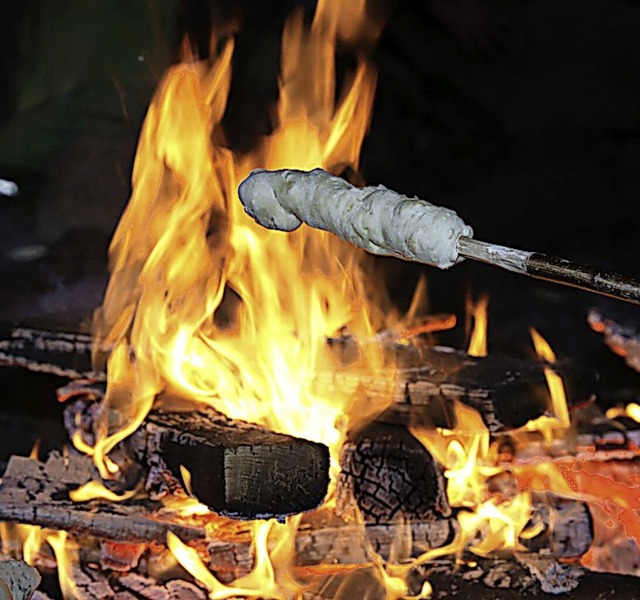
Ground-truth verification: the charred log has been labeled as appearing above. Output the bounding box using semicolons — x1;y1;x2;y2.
324;344;597;433
2;327;595;434
0;453;206;544
336;422;450;524
127;408;331;519
0;327;102;381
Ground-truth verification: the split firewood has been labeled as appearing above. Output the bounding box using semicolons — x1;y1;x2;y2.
239;168;640;304
62;401;330;520
0;560;40;600
127;408;330;519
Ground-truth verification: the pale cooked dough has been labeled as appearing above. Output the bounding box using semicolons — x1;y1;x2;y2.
238;168;473;269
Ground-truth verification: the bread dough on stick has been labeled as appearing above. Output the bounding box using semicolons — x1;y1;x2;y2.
238;168;473;269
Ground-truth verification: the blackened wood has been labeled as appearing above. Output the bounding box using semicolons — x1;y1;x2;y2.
0;453;206;544
2;323;594;435
336;422;450;524
129;408;330;519
0;327;103;381
322;344;596;433
207;510;456;579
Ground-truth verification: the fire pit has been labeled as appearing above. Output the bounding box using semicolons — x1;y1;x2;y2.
1;1;640;599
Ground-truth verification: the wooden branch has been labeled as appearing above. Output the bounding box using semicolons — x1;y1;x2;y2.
458;236;640;306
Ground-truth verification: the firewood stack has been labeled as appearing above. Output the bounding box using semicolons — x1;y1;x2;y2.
0;326;639;597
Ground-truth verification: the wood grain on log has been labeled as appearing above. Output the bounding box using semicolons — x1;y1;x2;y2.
321;344;596;433
127;408;330;520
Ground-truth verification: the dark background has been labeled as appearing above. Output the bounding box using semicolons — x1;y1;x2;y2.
1;0;640;428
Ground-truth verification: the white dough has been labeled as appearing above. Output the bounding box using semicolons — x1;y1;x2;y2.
238;168;473;269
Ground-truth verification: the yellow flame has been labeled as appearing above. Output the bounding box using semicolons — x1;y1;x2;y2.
168;517;302;599
87;0;395;485
69;480;139;503
46;531;80;600
606;402;640;423
467;295;489;357
0;523;44;566
411;402;539;564
525;328;570;442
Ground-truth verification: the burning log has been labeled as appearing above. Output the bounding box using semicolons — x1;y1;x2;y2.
60;398;330;520
336;422;450;524
321;342;596;433
127;408;330;519
0;453;206;544
1;326;595;435
335;422;594;559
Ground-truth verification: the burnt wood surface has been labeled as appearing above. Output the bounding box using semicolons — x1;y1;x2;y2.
0;453;206;543
336;422;450;524
0;327;103;381
323;342;597;433
127;408;330;519
336;422;593;558
1;327;596;434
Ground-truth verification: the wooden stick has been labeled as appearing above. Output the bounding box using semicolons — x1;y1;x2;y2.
457;237;640;305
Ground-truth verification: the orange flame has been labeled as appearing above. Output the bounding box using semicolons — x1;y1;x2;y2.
467;295;489;357
168;517;302;599
412;402;539;560
525;328;570;442
90;0;392;482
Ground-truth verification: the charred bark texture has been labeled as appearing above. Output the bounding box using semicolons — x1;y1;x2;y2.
323;343;597;433
336;422;450;524
128;408;330;519
0;327;102;381
2;327;595;434
0;453;206;544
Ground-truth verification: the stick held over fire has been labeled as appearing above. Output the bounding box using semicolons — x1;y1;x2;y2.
239;169;640;304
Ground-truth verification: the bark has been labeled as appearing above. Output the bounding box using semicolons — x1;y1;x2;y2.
127;408;330;520
336;422;450;524
0;454;205;544
0;560;41;600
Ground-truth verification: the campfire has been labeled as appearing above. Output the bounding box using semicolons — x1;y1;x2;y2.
1;1;640;598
